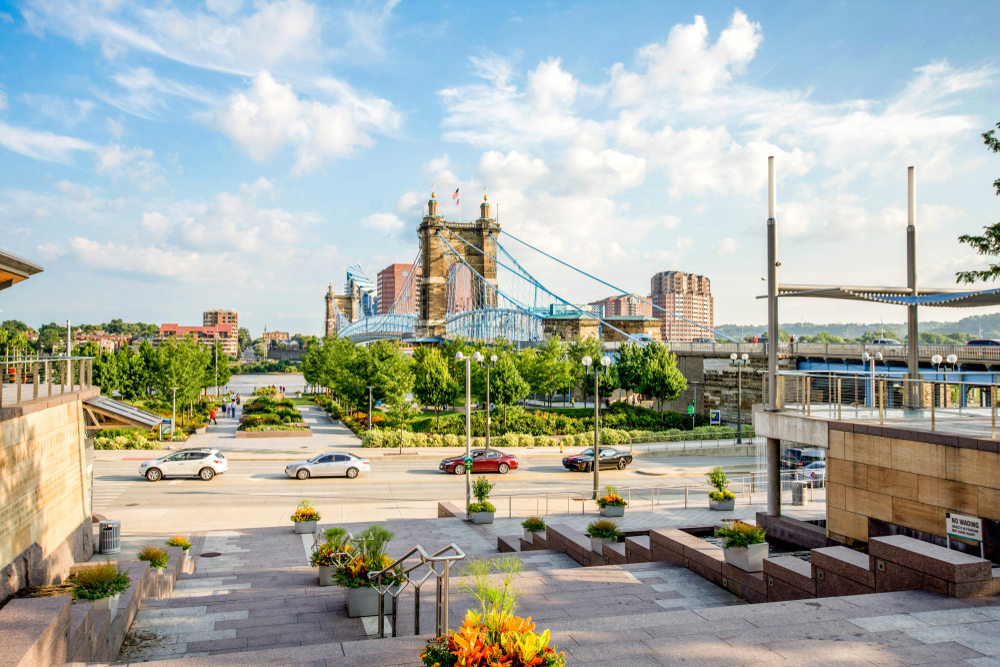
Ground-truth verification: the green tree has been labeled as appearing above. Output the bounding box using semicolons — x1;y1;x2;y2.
238;327;252;351
370;340;414;403
566;337;603;405
640;342;687;412
614;341;646;398
1;320;28;334
205;340;232;393
412;347;458;428
252;339;268;360
490;354;530;428
957;122;1000;283
152;336;210;412
524;338;572;406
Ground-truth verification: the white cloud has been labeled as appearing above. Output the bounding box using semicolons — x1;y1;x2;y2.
97;66;218;118
0;121;94;164
395;190;423;214
476;151;549;189
36;242;67;259
216;70;400;173
94;143;165;190
241;177;275;198
140;211;169;235
106;116;126;138
362;212;405;235
713;237;739;254
70;237;217;278
55;180;96;202
19;94;95;126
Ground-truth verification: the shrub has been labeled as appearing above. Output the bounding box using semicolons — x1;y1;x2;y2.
469;476;496;513
165;536;192;550
596;485;627;508
242;425;309;432
291;499;321;523
585;518;621;540
707;466;736;501
71;560;131;600
443;434;461;447
716;521;766;549
333;525;400;588
534;435;552;447
137;545;170;569
94;433;160;450
253;387;279;396
521;517;545;532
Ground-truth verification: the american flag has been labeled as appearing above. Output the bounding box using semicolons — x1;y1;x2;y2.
452;188;459;199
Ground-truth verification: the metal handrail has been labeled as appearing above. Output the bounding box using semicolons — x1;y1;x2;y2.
367;543;466;640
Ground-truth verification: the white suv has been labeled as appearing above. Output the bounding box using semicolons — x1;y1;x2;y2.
140;449;228;481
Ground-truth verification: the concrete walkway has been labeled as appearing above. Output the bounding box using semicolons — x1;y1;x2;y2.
180;404;363;453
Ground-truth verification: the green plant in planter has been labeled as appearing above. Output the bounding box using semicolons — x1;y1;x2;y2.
521;516;546;532
585;518;621;540
165;536;192;550
333;524;403;588
468;476;497;513
291;498;321;522
715;521;766;548
596;485;628;508
322;527;348;548
137;545;170;569
71;560;131;600
707;466;736;501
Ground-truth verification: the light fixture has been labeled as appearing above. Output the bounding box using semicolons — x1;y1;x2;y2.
946;354;957;365
581;355;592;367
473;351;484;362
741;353;749;361
730;352;737;360
600;355;611;367
455;352;465;361
490;354;498;363
931;354;942;365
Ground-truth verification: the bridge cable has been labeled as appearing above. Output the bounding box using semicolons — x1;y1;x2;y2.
497;231;738;343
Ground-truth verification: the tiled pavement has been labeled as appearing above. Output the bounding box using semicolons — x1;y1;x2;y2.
112;513;1000;666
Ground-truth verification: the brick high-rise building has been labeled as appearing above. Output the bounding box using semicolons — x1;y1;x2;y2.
203;309;239;356
589;293;653;318
649;271;713;342
377;263;422;315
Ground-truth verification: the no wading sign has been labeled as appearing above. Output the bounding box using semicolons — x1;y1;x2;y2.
946;512;982;542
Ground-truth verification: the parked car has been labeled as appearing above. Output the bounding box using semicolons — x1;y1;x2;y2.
796;461;826;487
439;449;518;475
780;447;826;470
966;339;1000;347
285;452;370;479
870;338;902;346
562;447;633;472
140;448;228;481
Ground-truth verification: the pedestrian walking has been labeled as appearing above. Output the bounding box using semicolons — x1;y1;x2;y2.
236;394;241;405
210;409;218;425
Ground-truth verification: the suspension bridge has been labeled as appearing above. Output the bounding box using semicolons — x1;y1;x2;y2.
325;187;726;346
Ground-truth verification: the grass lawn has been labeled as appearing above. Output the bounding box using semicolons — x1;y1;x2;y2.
286;397;316;405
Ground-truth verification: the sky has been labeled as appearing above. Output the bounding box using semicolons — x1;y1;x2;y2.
0;0;999;338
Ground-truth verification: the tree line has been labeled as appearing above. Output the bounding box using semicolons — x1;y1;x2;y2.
301;335;688;429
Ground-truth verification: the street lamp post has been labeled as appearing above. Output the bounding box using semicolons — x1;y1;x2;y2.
456;351;481;515
729;353;750;443
170;387;179;442
366;386;374;431
862;351;883;411
582;354;612;499
478;354;497;451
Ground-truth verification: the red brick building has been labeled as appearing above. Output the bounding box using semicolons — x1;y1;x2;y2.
649;271;713;342
589;293;653;318
377;263;422;314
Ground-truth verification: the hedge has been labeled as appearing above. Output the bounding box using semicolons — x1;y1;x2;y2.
359;425;754;448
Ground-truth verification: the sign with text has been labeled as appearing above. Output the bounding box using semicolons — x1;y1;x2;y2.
710;410;721;425
946;512;982;542
687;405;695;415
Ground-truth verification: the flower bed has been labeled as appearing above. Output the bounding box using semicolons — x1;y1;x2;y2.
70;560;131;601
94;432;162;450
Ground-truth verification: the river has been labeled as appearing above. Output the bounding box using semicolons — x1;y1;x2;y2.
208;373;308;395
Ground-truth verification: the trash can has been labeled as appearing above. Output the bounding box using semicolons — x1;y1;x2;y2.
99;519;121;554
791;481;808;506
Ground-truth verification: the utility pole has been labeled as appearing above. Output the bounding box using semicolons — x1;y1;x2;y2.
766;156;781;518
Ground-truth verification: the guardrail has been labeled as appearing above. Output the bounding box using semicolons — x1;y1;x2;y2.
0;355;95;407
621;341;1000;363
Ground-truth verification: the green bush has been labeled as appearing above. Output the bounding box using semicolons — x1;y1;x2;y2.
137;545;170;569
94;433;161;450
522;516;546;532
165;536;192;550
586;518;621;540
242;425;309;432
71;560;131;600
716;521;766;548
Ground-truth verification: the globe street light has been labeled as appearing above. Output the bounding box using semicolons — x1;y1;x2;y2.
729;352;750;443
456;351;474;514
477;353;497;450
582;354;612;500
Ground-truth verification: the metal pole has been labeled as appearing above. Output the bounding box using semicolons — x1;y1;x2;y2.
486;365;491;451
593;370;600;500
465;358;471;513
367;387;373;431
906;166;920;410
171;387;178;441
736;363;742;444
766;155;781;518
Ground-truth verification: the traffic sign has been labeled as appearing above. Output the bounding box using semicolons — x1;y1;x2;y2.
687;405;695;416
710;409;721;425
464;457;473;471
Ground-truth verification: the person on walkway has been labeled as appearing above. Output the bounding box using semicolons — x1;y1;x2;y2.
236;394;241;405
210;408;218;425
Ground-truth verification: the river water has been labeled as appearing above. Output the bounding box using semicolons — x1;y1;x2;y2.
208;373;308;395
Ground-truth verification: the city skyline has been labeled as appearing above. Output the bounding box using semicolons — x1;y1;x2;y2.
1;1;999;336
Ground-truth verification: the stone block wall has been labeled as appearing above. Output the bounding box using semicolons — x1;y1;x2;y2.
826;422;1000;549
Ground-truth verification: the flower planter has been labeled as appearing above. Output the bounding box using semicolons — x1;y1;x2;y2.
600;506;625;517
523;529;534;544
709;498;735;511
347;585;397;617
195;427;207;435
317;565;335;587
723;542;769;572
470;511;495;525
92;593;120;614
590;536;614;554
294;520;318;534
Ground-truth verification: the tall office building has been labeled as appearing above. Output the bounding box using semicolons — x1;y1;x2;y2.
649;271;713;342
346;264;378;317
202;309;239;357
377;263;422;315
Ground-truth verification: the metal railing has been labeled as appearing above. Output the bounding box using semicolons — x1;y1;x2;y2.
492;472;822;518
626;433;762;455
633;341;1000;363
367;543;466;640
0;355;95;408
777;369;1000;437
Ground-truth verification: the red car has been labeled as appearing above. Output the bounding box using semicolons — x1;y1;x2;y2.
439;449;518;475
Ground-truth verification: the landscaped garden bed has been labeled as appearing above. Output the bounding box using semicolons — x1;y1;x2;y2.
236;395;312;437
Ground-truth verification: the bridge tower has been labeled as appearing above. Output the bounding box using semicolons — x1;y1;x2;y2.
416;186;499;338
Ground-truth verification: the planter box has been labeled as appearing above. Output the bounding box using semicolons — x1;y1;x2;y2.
294;520;318;534
194;427;207;435
347;585;397;617
92;593;120;614
600;506;625;517
236;428;312;439
590;536;615;554
723;542;768;573
471;511;495;525
710;497;736;511
523;529;533;544
317;565;335;587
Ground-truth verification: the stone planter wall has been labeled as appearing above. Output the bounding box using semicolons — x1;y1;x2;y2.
235;427;312;439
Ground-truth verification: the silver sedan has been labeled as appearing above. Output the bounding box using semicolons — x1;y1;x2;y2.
285;452;370;480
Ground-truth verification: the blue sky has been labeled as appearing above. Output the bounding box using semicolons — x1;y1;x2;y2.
1;0;999;337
